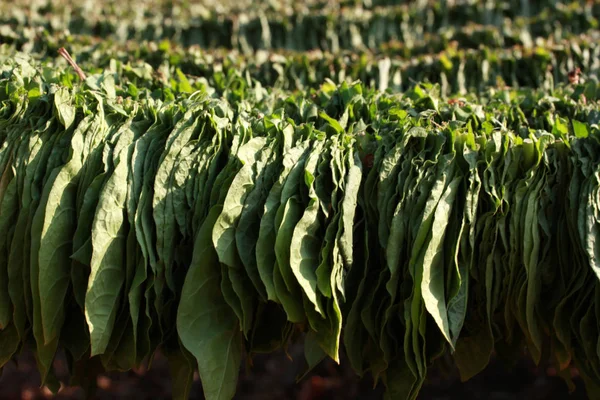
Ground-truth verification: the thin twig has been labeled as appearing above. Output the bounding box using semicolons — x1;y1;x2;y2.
58;47;86;81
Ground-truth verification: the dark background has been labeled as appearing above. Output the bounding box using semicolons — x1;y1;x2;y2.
0;345;589;400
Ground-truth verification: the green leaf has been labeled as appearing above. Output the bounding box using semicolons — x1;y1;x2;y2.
85;115;138;356
290;140;326;316
572;119;589;138
421;174;462;347
54;87;76;130
177;206;242;400
319;111;344;134
256;143;309;303
176;69;193;94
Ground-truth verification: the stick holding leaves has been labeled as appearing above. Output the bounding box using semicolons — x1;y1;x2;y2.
58;47;86;81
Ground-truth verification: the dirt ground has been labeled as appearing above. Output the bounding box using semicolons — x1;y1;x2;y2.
0;344;589;400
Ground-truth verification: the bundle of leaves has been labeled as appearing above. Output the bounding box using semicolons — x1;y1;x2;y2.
1;55;600;400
